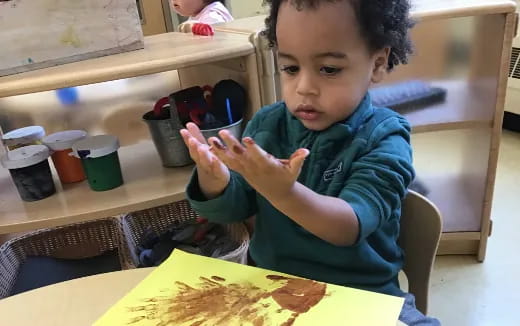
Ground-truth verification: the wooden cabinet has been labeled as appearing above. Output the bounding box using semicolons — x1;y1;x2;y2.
0;32;261;234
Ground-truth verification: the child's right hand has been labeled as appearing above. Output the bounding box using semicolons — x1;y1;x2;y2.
180;123;230;199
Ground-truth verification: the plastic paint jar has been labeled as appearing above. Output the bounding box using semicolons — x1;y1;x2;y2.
72;135;124;191
1;145;56;202
43;130;87;184
1;126;46;150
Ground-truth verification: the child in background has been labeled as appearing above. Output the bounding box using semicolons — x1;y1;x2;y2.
172;0;233;30
181;0;440;324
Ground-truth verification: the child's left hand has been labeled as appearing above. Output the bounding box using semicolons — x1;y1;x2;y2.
208;130;309;199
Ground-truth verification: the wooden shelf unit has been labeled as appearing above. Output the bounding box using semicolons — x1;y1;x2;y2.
0;32;262;234
0;141;192;234
402;80;495;133
0;32;254;98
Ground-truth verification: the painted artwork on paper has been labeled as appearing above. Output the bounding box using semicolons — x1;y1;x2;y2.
94;250;405;326
0;0;143;76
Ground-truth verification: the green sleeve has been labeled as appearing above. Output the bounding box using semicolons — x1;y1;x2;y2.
186;170;257;223
339;118;415;243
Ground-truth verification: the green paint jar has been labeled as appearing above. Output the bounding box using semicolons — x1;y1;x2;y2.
72;135;123;191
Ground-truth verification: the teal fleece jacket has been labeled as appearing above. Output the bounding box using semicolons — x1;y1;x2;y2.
187;94;415;296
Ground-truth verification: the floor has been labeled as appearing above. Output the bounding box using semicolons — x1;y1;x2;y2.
428;130;520;326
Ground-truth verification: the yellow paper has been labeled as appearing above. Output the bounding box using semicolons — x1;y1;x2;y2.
95;250;404;326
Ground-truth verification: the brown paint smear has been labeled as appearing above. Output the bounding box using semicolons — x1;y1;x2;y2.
126;274;326;326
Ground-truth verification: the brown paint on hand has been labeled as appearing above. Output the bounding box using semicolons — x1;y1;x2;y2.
212;139;225;150
232;145;245;155
243;137;255;146
126;274;326;326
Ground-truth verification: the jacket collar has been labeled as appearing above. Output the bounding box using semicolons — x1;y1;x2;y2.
285;93;374;143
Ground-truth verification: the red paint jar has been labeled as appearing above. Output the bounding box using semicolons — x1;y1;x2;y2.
43;130;87;184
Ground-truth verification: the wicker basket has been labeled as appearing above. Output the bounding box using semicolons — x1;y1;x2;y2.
0;218;131;299
119;200;250;268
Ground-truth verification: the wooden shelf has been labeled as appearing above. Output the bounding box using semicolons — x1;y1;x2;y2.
441;232;481;240
215;0;516;34
0;141;193;235
215;15;268;34
438;232;481;255
402;80;495;133
412;128;492;234
412;0;516;21
0;32;254;98
417;172;484;232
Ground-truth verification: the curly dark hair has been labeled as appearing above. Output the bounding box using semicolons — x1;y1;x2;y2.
263;0;414;71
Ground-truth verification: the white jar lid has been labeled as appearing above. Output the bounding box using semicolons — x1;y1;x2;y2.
0;145;50;169
1;126;46;147
42;130;87;151
72;135;120;159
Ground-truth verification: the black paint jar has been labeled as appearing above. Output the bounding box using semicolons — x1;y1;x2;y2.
1;145;56;202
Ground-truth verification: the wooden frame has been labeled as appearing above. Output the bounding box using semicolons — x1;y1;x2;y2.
138;0;169;36
478;11;517;261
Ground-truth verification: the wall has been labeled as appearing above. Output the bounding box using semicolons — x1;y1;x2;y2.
228;0;267;19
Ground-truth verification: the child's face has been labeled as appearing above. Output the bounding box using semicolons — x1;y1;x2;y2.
171;0;206;17
276;1;389;131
